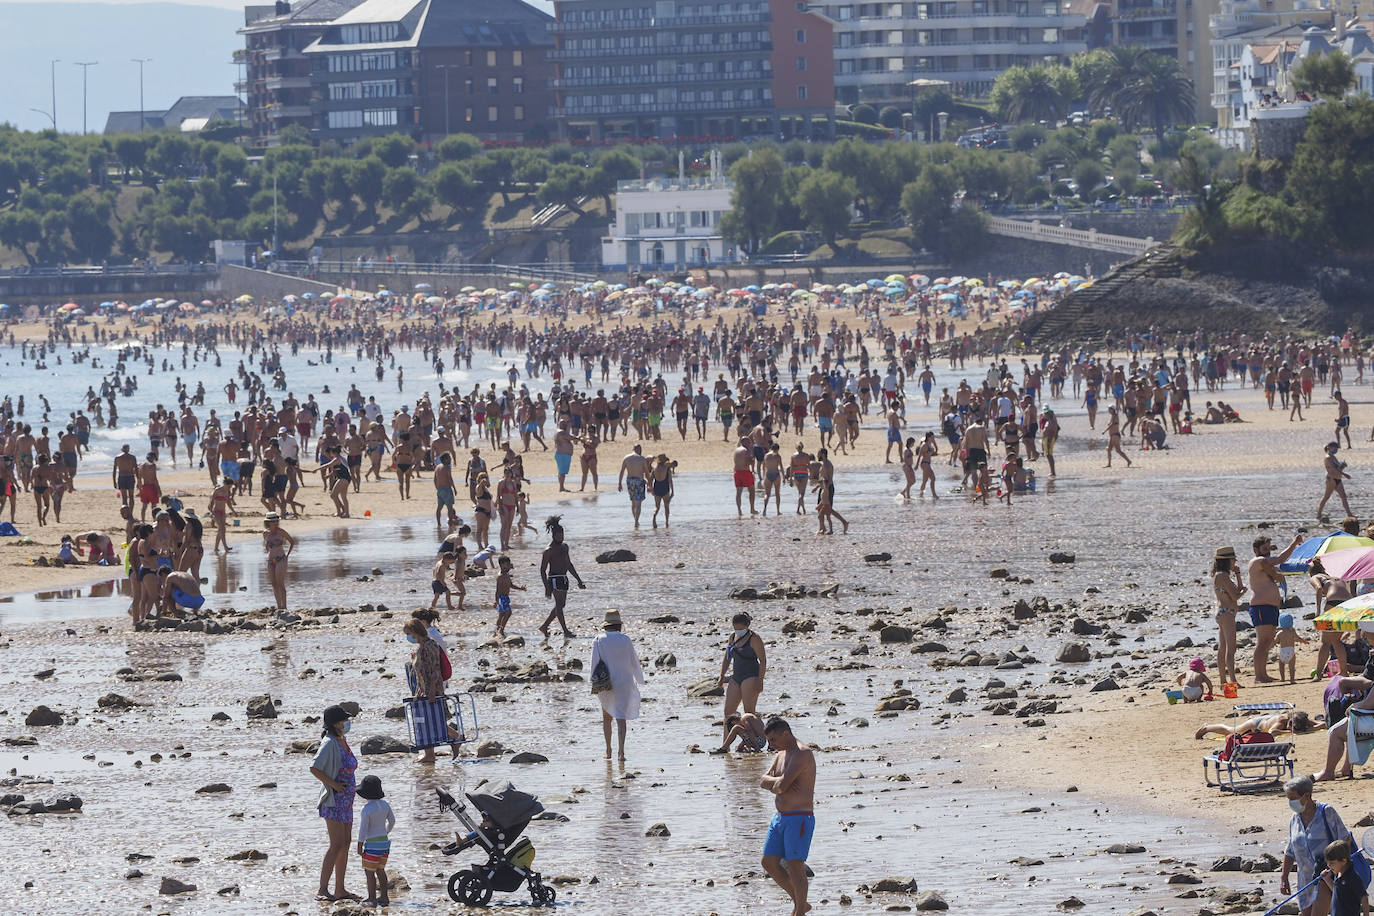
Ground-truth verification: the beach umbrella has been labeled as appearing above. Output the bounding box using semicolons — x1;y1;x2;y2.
865;278;884;288
414;282;433;291
301;292;317;300
283;295;299;303
1317;594;1374;631
938;293;961;302
0;304;10;312
58;302;80;312
1053;271;1071;279
812;284;835;293
377;289;394;297
541;282;557;290
948;276;966;285
998;280;1020;289
179;303;196;312
964;278;984;287
509;282;525;290
1281;533;1374;574
425;296;444;306
460;286;477;293
910;274;929;287
1311;546;1374;581
744;285;760;293
883;273;906;284
235;294;254;304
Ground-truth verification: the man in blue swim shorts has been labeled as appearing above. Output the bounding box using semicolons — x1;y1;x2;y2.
760;717;816;916
1247;532;1302;683
158;568;205;617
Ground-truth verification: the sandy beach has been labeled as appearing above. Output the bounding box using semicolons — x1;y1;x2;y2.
0;305;1370;915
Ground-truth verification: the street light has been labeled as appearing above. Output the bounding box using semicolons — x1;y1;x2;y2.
132;58;152;133
28;108;55;129
74;61;98;134
50;59;61;132
436;63;456;136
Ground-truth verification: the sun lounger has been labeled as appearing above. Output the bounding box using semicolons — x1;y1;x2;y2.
1203;742;1294;792
1348;708;1374;767
405;694;478;752
1232;703;1294;713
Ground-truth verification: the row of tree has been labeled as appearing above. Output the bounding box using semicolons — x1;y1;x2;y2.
0;126;648;265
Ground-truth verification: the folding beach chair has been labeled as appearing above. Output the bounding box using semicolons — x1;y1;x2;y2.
1203;741;1294;792
405;694;478;752
1232;702;1295;714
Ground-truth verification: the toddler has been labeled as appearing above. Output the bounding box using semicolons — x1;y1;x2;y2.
1176;657;1214;702
1277;612;1311;684
494;555;524;637
356;775;395;907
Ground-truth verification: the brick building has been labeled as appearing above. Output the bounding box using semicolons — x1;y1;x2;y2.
550;0;835;141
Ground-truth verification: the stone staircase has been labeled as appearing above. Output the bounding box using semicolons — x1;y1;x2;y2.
1026;244;1187;345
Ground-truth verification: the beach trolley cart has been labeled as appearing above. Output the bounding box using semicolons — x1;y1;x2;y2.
404;694;477;753
1203;741;1295;792
438;780;555;907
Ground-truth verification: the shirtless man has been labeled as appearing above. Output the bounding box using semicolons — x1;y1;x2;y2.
112;444;139;512
961;419;989;487
733;437;757;517
1248;533;1303;683
136;452;162;521
553;420;580;492
617;444;650;528
759;718;816;916
157;567;205;618
433;453;458;526
1334;390;1353;449
538;514;585;638
1318;441;1354;521
883;403;902;464
672;389;692;442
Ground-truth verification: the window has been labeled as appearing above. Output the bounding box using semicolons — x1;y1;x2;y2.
796;56;807;69
486;50;497;66
328;82;360;100
513;49;523;66
514;104;524;120
465;78;474;94
465;107;473;121
513;76;524;94
796;85;808;99
327;110;363;128
796;28;806;42
488;105;498;121
487;77;498;94
972;0;987;10
464;50;473;65
837;5;853;17
363;108;397;126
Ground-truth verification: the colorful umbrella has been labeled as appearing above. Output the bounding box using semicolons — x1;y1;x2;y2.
1317;594;1374;631
1281;533;1374;574
1306;546;1374;580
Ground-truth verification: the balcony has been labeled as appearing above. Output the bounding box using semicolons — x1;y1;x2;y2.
266;75;313;90
1115;1;1177;19
554;71;769;88
552;12;769;31
233;80;248;92
265;103;313;118
263;46;305;61
557;97;770;117
311;94;415;112
549;40;770;59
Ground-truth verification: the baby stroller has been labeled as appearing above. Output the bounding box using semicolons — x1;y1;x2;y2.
438;779;556;907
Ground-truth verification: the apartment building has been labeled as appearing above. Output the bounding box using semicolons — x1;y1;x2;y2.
551;0;835;140
806;0;1089;104
241;0;368;146
1209;0;1332;138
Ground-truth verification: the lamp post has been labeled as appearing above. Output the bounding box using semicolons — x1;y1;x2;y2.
75;61;98;134
132;58;151;133
436;63;455;136
28;108;55;129
50;59;61;132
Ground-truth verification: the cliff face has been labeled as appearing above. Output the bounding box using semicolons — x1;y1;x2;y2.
1021;241;1374;345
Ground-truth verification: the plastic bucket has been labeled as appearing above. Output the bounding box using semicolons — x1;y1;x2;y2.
1223;682;1239;699
1165;689;1183;704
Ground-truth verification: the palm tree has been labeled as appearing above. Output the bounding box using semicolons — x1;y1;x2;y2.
1085;46;1153;125
1114;52;1196;142
991;64;1079;123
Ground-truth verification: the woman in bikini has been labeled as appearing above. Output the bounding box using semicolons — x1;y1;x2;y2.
899;436;917;500
1311;557;1352;677
495;467;519;551
472;474;493;549
263;513;297;611
716;612;766;747
318;448;352;518
789;443;810;516
209;481;235;552
650;453;676;528
1212;546;1246;687
579;431;600;491
917;431;940;498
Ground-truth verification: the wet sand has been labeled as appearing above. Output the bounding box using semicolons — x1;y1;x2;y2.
1;323;1370;912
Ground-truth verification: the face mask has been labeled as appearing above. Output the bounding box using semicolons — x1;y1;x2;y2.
342;721;351;734
406;634;418;644
733;628;748;637
1289;798;1305;814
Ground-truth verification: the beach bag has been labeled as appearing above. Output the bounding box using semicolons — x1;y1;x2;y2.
1219;729;1273;762
590;659;612;694
439;646;453;681
405;661;418;696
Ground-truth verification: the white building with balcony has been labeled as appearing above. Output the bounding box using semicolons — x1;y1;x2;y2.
601;152;738;272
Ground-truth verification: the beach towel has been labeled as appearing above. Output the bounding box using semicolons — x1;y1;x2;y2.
0;522;20;537
1348;707;1374;767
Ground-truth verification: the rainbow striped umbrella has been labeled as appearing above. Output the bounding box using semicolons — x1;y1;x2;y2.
1316;594;1374;631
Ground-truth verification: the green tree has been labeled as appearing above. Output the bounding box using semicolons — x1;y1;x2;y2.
537;163;587;214
850;104;878;125
720;147;785;256
1171;150;1232;249
795;170;856;252
431;162;481;218
373;135;416;169
1286;96;1374;247
878;105;903;128
1090;47;1195;141
112;135;148;183
588;148;640;211
382;166;421;216
470;150;517;205
350;156;387;218
901;163;957;249
1072;158;1106;199
436;134;483;162
66;195;115;262
0;209;42;264
990;64;1080;123
1291;50;1357;98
